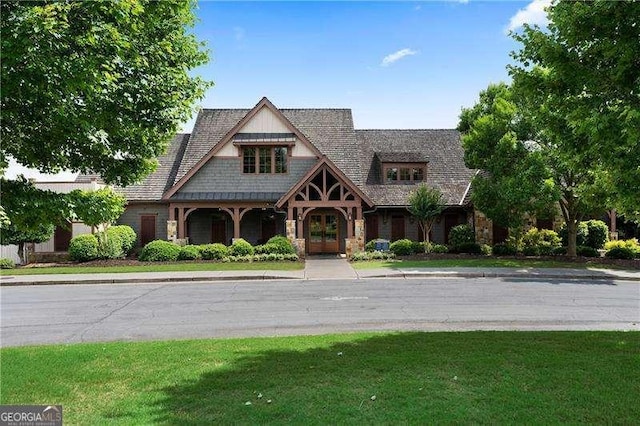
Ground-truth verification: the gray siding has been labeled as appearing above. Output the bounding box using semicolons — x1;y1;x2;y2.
118;203;169;246
178;157;317;194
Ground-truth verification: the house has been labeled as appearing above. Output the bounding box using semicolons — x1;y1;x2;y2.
0;179;103;264
78;97;478;255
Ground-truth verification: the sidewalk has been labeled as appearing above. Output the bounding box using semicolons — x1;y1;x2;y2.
1;261;639;286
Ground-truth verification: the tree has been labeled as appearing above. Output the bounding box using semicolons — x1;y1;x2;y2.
509;0;640;216
408;184;444;248
1;0;211;186
0;177;72;263
458;83;558;241
68;187;126;231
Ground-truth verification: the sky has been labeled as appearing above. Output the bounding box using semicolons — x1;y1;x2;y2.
6;0;551;181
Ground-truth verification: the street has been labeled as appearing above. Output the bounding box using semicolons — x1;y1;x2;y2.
1;277;639;347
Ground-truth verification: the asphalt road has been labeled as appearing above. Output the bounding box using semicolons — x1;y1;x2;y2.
2;277;639;347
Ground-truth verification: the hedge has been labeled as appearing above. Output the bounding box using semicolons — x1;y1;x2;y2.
69;234;99;262
0;258;15;269
229;238;254;256
139;240;181;262
107;225;137;255
389;239;414;256
448;224;475;248
200;243;228;260
178;245;202;260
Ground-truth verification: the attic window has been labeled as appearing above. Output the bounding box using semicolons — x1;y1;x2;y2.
243;146;288;174
383;163;426;184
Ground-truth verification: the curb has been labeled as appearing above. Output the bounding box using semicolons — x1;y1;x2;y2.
0;275;300;287
357;271;640;282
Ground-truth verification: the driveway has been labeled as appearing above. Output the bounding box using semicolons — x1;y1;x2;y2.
1;277;638;347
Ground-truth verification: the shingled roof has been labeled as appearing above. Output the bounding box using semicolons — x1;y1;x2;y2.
356;129;476;206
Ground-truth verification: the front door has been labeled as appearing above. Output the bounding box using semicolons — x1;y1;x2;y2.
308;213;339;253
140;215;156;246
211;219;226;244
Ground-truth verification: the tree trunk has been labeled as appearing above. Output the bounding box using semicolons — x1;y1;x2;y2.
17;242;25;265
566;217;578;257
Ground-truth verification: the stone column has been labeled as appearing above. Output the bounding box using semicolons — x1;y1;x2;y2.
294;238;306;258
286;220;296;241
354;219;365;252
474;210;493;245
167;220;177;241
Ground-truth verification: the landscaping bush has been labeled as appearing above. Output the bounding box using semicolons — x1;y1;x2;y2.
96;231;124;259
430;244;449;254
107;225;137;255
365;240;376;252
604;238;640;252
559;222;589;247
68;234;99;262
448;224;475;248
605;246;637;260
480;244;492;256
452;242;482;254
576;245;599;258
0;258;15;269
351;251;396;262
265;235;296;254
411;241;426;254
200;243;229;260
229;238;254;256
552;246;568;256
585;220;609;249
492;243;517;256
138;240;181;262
522;227;561;256
178;245;202;260
389;239;414;256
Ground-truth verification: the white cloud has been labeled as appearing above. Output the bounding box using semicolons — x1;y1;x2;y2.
505;0;551;33
381;48;418;67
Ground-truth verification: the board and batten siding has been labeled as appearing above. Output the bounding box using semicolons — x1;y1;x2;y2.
178;157;318;194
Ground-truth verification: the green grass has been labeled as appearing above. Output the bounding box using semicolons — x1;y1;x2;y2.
2;332;638;424
352;258;619;270
0;261;303;275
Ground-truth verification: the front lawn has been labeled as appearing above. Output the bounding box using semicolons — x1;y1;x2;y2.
352;258;629;270
2;332;638;424
0;261;303;275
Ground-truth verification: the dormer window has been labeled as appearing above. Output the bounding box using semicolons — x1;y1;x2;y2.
233;133;294;174
376;152;429;184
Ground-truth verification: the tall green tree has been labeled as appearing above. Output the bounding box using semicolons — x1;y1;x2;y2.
509;0;640;216
458;83;558;241
1;0;211;186
68;187;126;231
408;184;445;247
0;177;72;263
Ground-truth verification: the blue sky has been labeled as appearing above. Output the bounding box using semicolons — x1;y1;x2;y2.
185;0;548;130
8;0;551;180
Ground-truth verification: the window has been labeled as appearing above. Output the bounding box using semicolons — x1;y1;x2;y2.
243;146;288;174
384;163;426;183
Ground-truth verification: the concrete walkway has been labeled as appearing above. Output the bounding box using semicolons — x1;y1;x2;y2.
304;255;358;280
1;263;639;286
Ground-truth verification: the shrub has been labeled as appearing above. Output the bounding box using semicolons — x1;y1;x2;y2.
0;258;15;269
448;224;475;248
200;243;229;260
265;235;296;254
605;246;637;260
522;227;561;256
604;238;639;252
96;231;124;259
351;251;396;262
552;246;568;256
480;244;492;256
365;240;376;252
411;241;427;254
584;220;609;249
492;243;517;256
389;239;414;256
559;222;589;247
576;246;599;258
229;238;254;256
107;225;137;255
139;240;181;262
69;234;99;262
178;245;202;260
453;242;482;254
430;244;449;254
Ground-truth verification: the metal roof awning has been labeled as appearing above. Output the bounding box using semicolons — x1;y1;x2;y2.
170;191;284;202
232;133;296;145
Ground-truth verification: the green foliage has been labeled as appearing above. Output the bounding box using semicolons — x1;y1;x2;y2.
0;0;211;186
448;224;475;248
584;220;609;250
177;245;202;261
107;225;137;255
0;258;15;269
576;246;599;258
96;231;124;260
559;222;589;248
452;242;482;254
350;251;396;262
605;247;637;260
69;188;126;228
139;240;180;262
480;244;492;256
0;206;10;229
429;244;449;254
411;241;426;254
229;238;254;257
552;246;568;256
68;234;99;262
522;228;562;256
389;239;414;256
263;236;295;254
0;176;71;263
492;244;518;256
407;185;444;243
604;239;640;252
200;243;229;260
365;240;376;252
510;1;640;215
